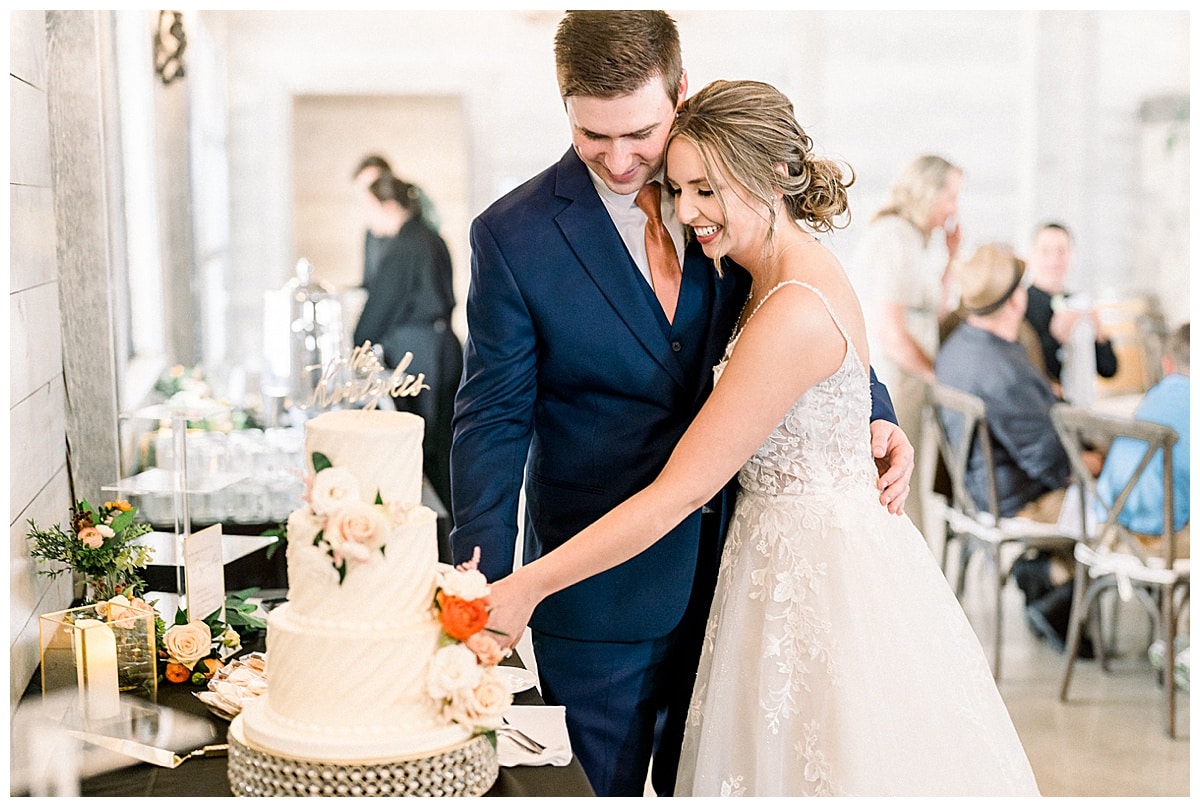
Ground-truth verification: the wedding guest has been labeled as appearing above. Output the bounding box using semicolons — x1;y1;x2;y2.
1097;322;1190;557
1023;222;1118;395
449;11;913;797
351;153;392;288
936;243;1102;653
353;172;461;520
854;154;963;537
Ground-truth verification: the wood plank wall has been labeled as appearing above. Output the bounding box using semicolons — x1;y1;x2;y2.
9;9;74;712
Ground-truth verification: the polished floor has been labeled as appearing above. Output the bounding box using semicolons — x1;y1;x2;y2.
955;545;1190;797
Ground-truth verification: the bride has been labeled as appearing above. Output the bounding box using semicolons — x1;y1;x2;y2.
486;79;1039;797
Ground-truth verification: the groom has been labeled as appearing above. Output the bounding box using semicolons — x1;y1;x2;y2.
450;11;913;797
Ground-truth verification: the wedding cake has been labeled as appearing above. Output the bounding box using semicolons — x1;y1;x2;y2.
228;410;508;797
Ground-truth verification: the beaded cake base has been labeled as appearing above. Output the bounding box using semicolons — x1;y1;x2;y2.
226;718;498;797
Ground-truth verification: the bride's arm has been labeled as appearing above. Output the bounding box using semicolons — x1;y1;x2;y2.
487;286;846;647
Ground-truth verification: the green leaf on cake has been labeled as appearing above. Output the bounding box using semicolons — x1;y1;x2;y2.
312;452;332;473
375;490;383;505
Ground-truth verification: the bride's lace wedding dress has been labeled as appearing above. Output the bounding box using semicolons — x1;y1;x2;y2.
674;281;1039;797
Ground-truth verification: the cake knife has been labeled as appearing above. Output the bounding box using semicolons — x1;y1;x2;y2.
67;730;228;769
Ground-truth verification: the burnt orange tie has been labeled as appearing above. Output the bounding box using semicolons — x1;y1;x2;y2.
635;181;682;323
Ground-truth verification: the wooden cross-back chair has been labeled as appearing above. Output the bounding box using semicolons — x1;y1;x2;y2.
926;383;1077;680
1050;402;1189;738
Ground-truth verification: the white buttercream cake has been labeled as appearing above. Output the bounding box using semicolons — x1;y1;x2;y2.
236;410;472;762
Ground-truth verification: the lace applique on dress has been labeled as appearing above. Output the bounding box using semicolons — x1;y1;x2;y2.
674;281;1039;797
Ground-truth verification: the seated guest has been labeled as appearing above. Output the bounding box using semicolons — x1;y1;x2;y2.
936;243;1103;653
1096;322;1190;559
1023;222;1118;396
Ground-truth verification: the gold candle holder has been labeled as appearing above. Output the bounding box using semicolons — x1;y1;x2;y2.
39;602;158;724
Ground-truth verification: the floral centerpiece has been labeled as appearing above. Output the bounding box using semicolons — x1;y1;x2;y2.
427;552;512;732
26;499;154;603
86;588;266;688
159;589;268;686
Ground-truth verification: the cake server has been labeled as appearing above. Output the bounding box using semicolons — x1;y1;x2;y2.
68;730;228;769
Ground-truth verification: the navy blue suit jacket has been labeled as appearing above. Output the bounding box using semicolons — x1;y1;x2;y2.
450;148;896;643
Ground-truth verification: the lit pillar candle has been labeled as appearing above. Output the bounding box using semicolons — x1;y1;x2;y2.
73;619;121;722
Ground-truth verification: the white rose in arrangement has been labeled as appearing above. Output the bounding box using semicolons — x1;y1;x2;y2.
308;467;361;516
436;566;491;602
95;524;115;538
426;643;483;701
324;501;389;565
163;620;213;669
445;668;512;730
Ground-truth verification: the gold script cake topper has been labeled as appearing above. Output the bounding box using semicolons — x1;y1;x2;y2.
304;342;430;411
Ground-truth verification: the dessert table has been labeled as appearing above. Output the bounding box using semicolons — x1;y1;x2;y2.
52;651;593;797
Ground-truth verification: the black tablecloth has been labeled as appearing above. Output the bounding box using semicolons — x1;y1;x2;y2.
34;652;592;797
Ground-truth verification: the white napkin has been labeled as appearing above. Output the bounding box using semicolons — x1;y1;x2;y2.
496;705;573;767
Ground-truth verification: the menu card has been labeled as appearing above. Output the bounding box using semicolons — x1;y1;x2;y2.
184;524;225;622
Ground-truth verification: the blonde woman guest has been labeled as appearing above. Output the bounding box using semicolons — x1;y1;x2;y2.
486;80;1038;797
854;154;963;538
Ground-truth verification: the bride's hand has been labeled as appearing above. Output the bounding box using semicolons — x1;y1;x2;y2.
486;572;541;652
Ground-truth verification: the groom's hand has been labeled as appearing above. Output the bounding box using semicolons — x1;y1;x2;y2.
870;420;914;516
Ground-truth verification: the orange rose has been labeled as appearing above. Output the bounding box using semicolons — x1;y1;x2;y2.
437;591;489;641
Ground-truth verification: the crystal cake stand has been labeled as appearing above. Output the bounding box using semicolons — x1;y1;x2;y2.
226;717;498;797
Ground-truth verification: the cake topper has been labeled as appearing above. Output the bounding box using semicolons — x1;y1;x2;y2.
304;341;430;411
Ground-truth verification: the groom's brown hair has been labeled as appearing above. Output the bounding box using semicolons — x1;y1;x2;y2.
553;11;684;106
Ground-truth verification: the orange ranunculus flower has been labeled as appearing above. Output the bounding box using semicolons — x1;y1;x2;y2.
436;591;489;641
164;662;191;683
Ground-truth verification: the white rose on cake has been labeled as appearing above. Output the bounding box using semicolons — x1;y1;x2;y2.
324;501;390;564
436;565;491;602
446;667;511;730
308;467;361;515
427;643;484;701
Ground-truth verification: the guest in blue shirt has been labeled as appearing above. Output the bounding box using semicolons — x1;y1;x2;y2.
1096;322;1190;557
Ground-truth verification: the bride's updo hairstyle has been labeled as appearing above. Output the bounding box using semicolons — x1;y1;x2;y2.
669;80;854;252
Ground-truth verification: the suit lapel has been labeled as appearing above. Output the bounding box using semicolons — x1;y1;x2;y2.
553;149;686;389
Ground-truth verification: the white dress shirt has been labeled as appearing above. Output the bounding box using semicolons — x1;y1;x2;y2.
587;168;686;288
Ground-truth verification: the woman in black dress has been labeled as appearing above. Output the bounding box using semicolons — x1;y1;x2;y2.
353;173;462;521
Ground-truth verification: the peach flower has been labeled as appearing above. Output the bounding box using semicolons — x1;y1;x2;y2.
465;631;506;666
324;501;389;565
78;526;104;549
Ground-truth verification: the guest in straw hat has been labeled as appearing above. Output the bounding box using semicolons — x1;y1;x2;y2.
936;243;1102;654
